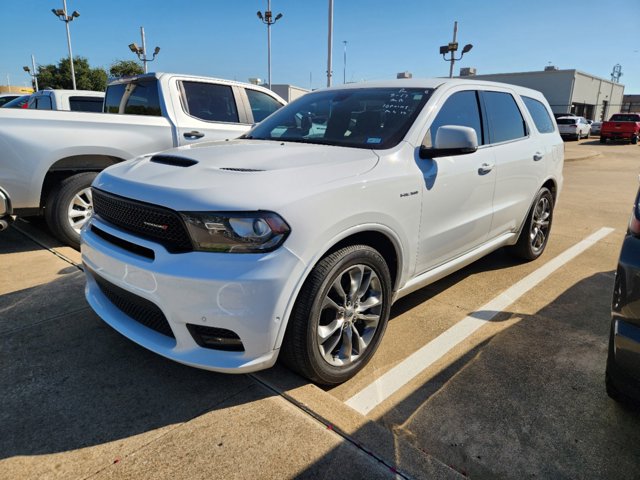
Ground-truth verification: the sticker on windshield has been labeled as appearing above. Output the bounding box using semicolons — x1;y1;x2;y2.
413;94;423;100
367;137;382;144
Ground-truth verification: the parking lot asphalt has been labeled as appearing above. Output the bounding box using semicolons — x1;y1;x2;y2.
2;139;640;479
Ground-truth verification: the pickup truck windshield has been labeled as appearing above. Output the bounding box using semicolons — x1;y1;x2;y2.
244;87;433;149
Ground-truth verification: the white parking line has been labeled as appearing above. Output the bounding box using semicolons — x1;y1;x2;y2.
345;227;615;415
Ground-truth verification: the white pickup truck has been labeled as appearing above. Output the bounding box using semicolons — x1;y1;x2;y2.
0;72;285;247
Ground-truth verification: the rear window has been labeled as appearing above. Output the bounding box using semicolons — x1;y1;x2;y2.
557;118;578;125
610;114;640;122
104;79;162;116
69;96;104;112
522;96;555;134
0;96;18;107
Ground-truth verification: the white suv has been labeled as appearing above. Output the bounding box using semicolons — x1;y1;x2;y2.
81;79;564;384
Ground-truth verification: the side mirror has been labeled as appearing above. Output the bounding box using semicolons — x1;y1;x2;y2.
419;125;478;159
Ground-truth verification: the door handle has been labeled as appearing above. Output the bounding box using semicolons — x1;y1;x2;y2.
184;131;205;139
478;163;494;175
533;152;544;161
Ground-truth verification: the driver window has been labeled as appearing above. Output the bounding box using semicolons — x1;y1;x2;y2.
423;90;482;148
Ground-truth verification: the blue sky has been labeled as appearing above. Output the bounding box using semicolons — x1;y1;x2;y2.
1;0;638;92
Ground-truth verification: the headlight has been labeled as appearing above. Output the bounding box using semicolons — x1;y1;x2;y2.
181;211;290;253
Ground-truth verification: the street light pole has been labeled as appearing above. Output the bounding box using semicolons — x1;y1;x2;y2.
439;21;473;78
327;0;333;87
343;40;347;84
449;22;458;79
128;27;160;74
23;55;39;91
51;0;80;90
256;1;283;90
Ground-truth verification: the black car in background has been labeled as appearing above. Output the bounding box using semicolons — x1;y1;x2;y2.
608;187;640;405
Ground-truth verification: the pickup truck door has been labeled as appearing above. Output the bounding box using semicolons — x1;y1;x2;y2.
173;81;254;146
415;89;496;274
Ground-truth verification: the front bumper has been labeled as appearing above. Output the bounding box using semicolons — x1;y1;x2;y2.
81;217;306;373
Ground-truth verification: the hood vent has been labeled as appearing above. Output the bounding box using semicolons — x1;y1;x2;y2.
150;155;198;167
219;167;264;172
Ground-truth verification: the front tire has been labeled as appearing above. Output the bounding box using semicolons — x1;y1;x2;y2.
631;135;638;145
280;245;392;385
45;172;97;249
511;187;554;261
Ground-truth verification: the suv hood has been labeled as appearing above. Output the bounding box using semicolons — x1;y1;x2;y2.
94;140;380;211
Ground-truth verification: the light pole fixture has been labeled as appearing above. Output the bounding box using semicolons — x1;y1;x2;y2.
439;21;472;78
257;1;283;90
51;0;79;90
129;27;160;74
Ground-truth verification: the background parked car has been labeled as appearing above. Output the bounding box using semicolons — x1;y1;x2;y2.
557;116;591;140
0;93;23;107
590;121;602;135
27;89;105;112
608;186;640;405
0;94;31;109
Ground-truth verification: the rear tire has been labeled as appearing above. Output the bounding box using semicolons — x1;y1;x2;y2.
600;136;607;144
280;245;392;385
44;172;97;249
631;135;638;145
510;187;554;261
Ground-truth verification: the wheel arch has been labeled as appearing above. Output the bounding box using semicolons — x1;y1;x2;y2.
40;155;124;209
273;226;405;351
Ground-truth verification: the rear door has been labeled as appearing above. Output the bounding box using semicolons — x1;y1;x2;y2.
481;90;546;238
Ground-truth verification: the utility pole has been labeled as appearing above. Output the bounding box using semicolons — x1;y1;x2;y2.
327;0;333;87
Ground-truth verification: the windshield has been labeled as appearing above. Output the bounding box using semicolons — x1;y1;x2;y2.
243;87;433;149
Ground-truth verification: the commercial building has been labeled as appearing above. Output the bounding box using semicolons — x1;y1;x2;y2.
622;94;640;113
460;67;625;121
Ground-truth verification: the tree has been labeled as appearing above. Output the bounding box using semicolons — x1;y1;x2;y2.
37;57;108;91
109;60;144;79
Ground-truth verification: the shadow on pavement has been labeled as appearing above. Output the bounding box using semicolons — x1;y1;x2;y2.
376;271;640;479
0;273;265;460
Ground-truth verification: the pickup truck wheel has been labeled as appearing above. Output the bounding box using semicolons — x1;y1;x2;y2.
600;137;607;144
280;245;392;385
45;172;97;249
511;187;554;261
632;135;638;145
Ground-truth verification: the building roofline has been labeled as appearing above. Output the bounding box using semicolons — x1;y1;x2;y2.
470;69;625;87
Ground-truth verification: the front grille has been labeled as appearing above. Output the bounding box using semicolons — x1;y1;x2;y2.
90;268;175;339
92;188;193;253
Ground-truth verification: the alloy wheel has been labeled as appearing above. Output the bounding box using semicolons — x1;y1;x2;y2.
316;264;383;366
67;187;93;234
